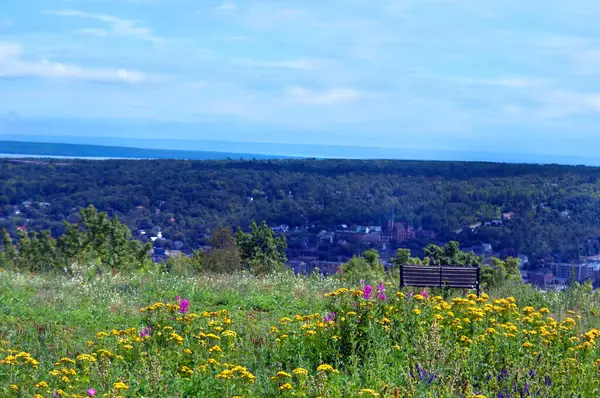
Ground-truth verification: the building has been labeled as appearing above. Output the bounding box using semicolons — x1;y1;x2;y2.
502;212;515;220
528;272;555;288
555;262;595;282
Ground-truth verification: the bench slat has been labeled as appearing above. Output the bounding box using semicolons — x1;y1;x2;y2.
400;265;480;296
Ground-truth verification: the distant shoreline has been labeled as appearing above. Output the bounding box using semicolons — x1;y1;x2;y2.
0;153;139;160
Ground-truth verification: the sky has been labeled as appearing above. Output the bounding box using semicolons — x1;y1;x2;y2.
2;0;600;158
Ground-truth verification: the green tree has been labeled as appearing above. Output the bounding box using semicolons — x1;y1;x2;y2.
0;229;16;270
235;220;287;274
204;227;242;273
58;205;151;270
480;257;522;290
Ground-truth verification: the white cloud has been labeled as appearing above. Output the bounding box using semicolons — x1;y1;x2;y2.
285;86;361;105
534;91;600;119
45;10;164;44
0;42;147;83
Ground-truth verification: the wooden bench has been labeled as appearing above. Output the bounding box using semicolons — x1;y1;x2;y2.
400;265;481;296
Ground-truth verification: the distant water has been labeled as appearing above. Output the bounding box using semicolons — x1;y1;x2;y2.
0;153;140;160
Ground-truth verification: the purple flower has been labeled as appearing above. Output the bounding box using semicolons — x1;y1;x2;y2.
377;283;387;300
139;326;151;338
363;285;373;299
420;289;428;298
175;296;181;301
179;299;190;314
87;388;97;397
323;312;336;323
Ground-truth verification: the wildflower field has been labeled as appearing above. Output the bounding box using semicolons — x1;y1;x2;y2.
2;268;600;397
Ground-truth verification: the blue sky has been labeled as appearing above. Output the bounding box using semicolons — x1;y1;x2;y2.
1;0;600;157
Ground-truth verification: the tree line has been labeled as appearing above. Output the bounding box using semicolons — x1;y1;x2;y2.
2;158;600;265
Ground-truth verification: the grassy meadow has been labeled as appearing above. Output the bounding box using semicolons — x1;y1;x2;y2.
1;266;600;397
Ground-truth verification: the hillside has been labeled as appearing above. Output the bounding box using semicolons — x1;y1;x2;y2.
2;158;600;266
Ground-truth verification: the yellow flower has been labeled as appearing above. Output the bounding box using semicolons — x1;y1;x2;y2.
292;368;309;376
317;364;339;373
276;371;292;378
413;294;425;301
181;365;194;375
280;383;293;390
522;342;534;348
113;382;129;390
359;388;380;396
209;345;222;353
413;309;422;315
62;376;71;383
35;381;49;388
9;384;18;390
183;348;192;355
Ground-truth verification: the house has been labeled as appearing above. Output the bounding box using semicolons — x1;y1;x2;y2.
38;202;51;207
502;212;515;220
139;230;147;236
21;200;33;208
354;225;370;234
14;210;21;216
560;210;571;219
17;226;26;232
469;222;482;230
371;226;382;233
482;243;493;253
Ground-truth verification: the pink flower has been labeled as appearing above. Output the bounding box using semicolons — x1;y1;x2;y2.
363;285;373;299
179;299;190;314
376;283;387;300
87;388;97;397
420;289;428;299
175;296;181;301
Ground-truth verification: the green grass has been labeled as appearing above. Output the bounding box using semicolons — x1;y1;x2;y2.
1;267;600;397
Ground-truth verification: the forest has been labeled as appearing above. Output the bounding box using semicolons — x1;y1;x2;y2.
1;157;600;266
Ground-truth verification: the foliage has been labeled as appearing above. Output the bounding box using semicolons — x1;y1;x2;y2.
0;206;151;273
235;220;287;275
480;257;522;290
4;158;600;264
341;249;385;283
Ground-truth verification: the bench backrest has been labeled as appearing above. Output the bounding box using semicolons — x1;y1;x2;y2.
400;265;480;295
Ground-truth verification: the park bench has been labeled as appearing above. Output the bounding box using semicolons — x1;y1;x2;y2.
399;265;481;296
